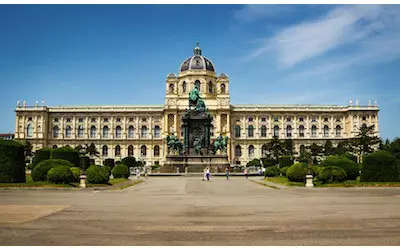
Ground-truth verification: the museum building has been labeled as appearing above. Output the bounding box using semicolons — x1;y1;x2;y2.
14;43;380;166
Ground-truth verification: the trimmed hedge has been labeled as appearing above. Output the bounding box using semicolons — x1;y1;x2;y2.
261;157;277;167
122;156;136;169
70;167;82;182
104;158;115;169
279;156;293;168
86;165;110;184
342;152;358;164
265;166;280;177
280;166;289;176
112;164;130;178
47;166;74;184
318;166;347;184
286;163;308;182
361;150;400;182
320;155;358;180
51;147;80;167
32;159;74;182
0;139;26;183
32;148;52;168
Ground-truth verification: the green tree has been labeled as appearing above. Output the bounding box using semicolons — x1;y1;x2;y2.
389;137;400;160
264;137;284;161
309;143;323;165
85;142;99;158
324;140;334;156
335;140;351;155
282;139;295;156
351;125;380;162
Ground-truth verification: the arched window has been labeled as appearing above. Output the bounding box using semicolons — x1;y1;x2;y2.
195;80;200;90
52;145;58;149
182;81;187;93
154;145;160;157
102;145;108;157
335;125;341;137
235;125;241;138
299;125;305;137
154;126;160;138
235;145;242;157
77;125;84;138
286;125;292;138
208;81;213;93
323;125;329;137
103;126;109;138
140;145;147;157
115;145;121;156
90;126;96;138
311;125;317;137
26;124;33;138
273;125;279;138
248;145;255;158
221;83;226;93
65;125;72;138
210;125;214;137
115;126;122;138
248;125;254;137
53;126;59;138
128;145;134;156
261;125;267;137
261;144;268;157
169;83;174;93
128;126;134;138
141;126;148;138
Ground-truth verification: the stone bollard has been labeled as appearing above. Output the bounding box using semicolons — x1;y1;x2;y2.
176;167;180;174
79;175;87;188
185;167;188;175
305;174;314;188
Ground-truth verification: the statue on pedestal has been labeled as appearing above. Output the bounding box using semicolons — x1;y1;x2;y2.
212;134;229;155
166;133;183;155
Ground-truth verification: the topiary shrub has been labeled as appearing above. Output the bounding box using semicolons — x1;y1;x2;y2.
51;146;80;167
122;156;136;169
286;163;308;182
103;158;115;169
70;167;82;182
279;156;293;168
0;139;26;183
320;155;358;180
103;165;111;176
280;166;289;176
318;166;347;184
31;159;74;182
86;165;110;184
247;158;262;167
32;148;52;169
112;164;130;179
361;150;400;182
265;166;280;177
261;157;277;167
47;166;74;184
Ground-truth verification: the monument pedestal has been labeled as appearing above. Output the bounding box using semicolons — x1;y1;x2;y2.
164;155;229;173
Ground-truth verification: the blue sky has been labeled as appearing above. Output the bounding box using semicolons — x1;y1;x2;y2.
0;5;399;140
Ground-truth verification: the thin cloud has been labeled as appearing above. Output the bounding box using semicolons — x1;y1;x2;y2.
233;4;294;23
246;5;400;67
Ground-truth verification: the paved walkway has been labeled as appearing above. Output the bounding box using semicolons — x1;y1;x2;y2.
0;177;400;245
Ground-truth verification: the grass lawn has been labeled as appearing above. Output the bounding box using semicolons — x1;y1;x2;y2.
264;176;304;186
0;174;130;188
264;176;400;188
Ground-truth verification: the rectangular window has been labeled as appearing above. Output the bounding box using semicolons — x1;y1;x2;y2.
91;118;96;123
324;117;329;122
261;117;266;122
28;117;32;121
311;117;316;122
103;118;108;122
54;118;59;122
78;118;84;122
287;117;291;122
142;118;147;122
116;118;121;122
362;116;367;121
248;117;253;122
66;118;71;122
299;117;304;122
274;117;279;122
129;117;134;122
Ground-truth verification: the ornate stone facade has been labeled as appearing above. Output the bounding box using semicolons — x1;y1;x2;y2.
14;44;380;166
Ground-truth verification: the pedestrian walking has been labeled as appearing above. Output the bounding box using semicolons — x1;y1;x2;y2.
225;167;229;180
206;167;210;181
262;167;266;178
244;168;248;180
